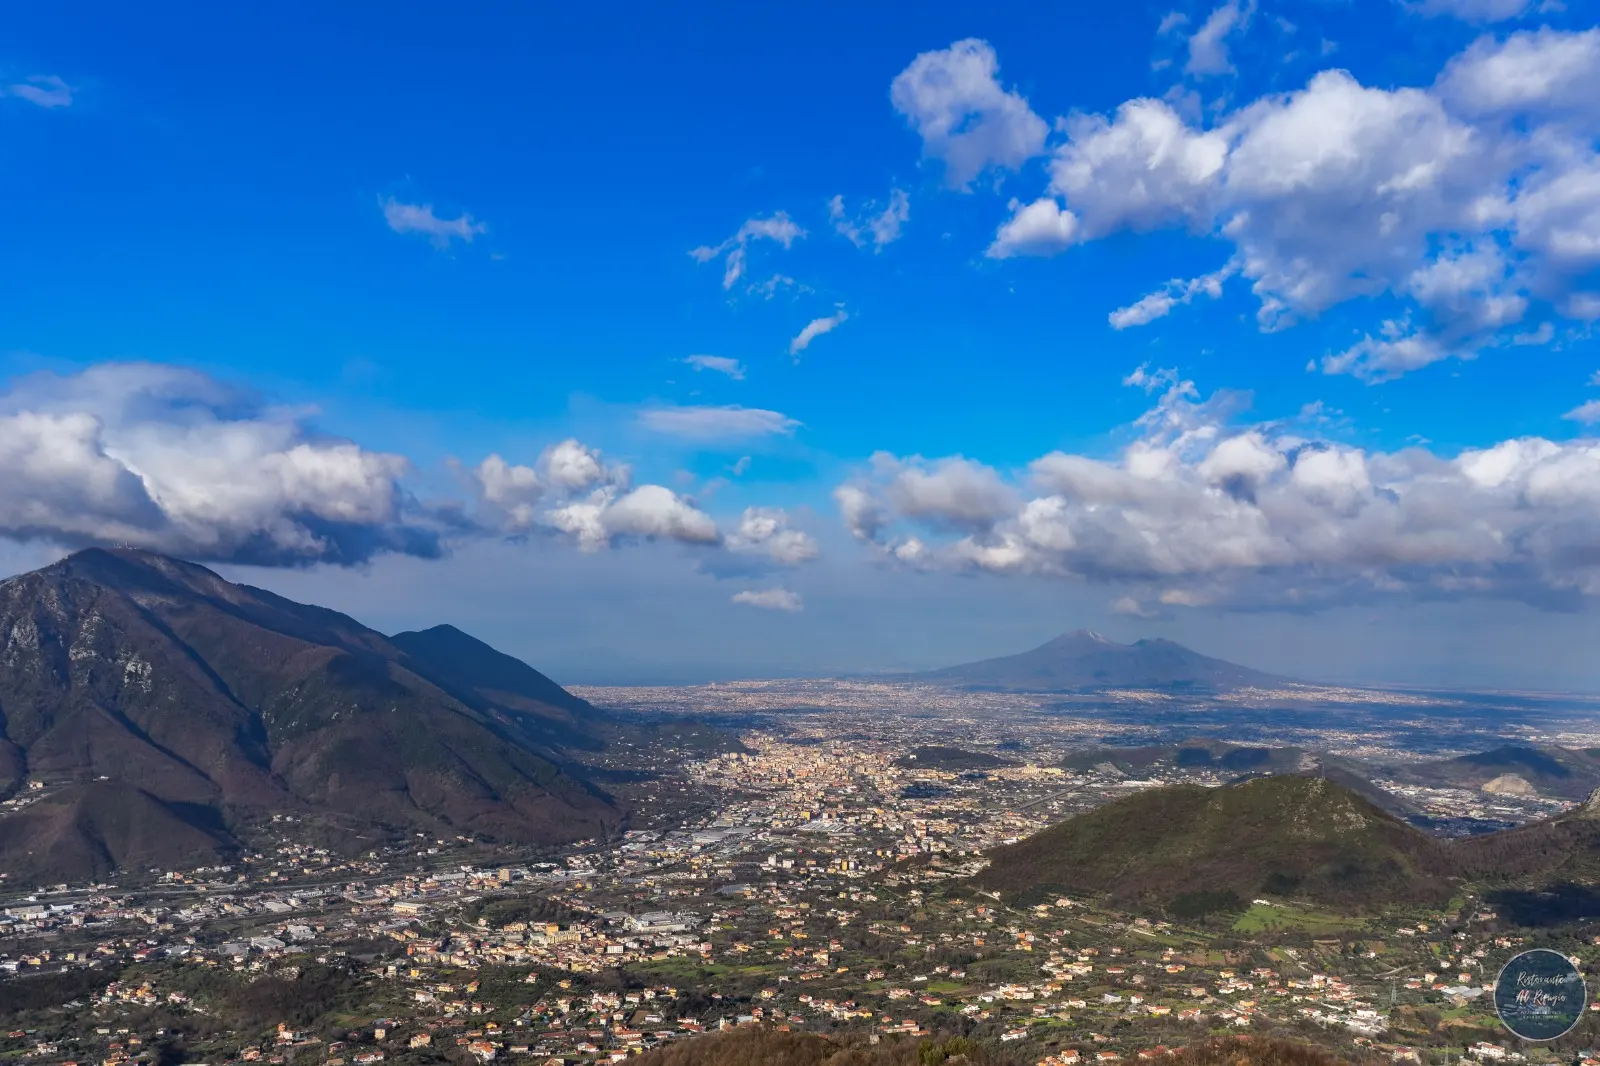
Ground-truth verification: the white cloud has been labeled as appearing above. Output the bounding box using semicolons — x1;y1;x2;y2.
1123;364;1182;393
1565;399;1600;425
684;355;746;380
731;587;803;612
382;198;487;248
1049;99;1227;237
868;453;1018;530
546;485;719;552
6;74;72;109
889;39;1049;189
829;189;911;249
1404;0;1533;23
599;485;718;544
1187;1;1253;77
471;441;722;554
638;404;800;440
986;198;1081;258
980;28;1600;377
1436;28;1600;118
728;507;820;565
789;311;848;356
0;363;432;565
834;484;886;542
472;439;617;531
836;372;1600;608
690;214;805;289
1109;262;1237;328
1320;322;1455;382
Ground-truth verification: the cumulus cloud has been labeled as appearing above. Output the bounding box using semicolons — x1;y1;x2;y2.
727;507;820;565
468;439;729;555
890;39;1049;189
683;355;746;380
543;486;716;552
835;484;887;543
1050;99;1227;238
829;189;912;249
690;213;805;290
6;74;72;109
986;198;1081;258
789;311;848;356
981;29;1600;378
836;454;1016;551
382;198;488;248
835;371;1600;609
1435;28;1600;116
0;363;436;566
731;587;803;612
0;364;814;569
472;438;616;532
638;404;801;440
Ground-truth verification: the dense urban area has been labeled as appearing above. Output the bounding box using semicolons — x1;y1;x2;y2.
8;679;1600;1066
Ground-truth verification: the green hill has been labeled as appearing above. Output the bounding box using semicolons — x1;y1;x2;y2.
975;774;1455;910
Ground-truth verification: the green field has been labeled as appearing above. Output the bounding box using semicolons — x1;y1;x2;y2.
1231;903;1368;935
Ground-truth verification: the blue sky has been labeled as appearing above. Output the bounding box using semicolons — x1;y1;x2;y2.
5;0;1600;688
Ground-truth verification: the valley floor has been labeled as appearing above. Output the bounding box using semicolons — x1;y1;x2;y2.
7;684;1600;1066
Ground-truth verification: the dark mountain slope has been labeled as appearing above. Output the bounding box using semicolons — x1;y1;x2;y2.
0;782;235;884
1454;789;1600;886
0;548;618;884
922;630;1288;692
975;775;1454;909
389;624;599;750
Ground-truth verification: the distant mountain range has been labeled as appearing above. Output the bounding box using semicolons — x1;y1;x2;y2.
919;629;1289;692
0;548;619;885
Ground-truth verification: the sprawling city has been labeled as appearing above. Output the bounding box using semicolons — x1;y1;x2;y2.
7;615;1600;1066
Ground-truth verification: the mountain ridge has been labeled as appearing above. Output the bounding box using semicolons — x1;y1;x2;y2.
0;548;619;884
